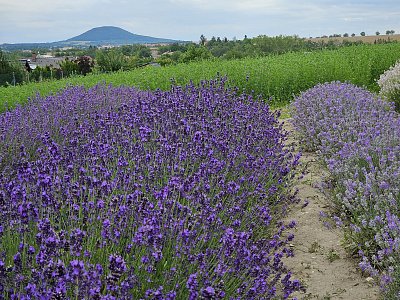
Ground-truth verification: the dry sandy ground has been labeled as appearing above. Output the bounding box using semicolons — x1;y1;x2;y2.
281;119;380;300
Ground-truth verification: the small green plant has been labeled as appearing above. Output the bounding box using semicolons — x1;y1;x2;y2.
308;241;321;253
326;248;340;262
321;293;332;300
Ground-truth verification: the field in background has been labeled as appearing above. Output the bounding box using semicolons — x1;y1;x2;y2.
308;34;400;44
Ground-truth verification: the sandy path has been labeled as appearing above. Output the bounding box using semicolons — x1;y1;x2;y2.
282;118;380;300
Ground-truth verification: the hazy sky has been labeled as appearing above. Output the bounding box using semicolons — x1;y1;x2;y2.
1;0;399;43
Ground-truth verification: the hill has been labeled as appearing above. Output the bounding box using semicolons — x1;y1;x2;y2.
0;26;185;50
66;26;180;45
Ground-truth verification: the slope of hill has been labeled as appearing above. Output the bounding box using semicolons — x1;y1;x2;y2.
66;26;180;44
0;26;185;50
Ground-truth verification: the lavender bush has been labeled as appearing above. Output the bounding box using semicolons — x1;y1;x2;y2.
0;78;302;299
378;60;400;112
292;81;400;298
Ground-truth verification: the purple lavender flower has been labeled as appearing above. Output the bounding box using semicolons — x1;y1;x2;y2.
0;78;301;298
292;81;400;296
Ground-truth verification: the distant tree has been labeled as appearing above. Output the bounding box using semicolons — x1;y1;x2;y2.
75;55;94;75
137;47;152;58
351;33;356;37
360;32;366;36
376;31;380;35
0;50;26;86
200;34;207;46
155;56;174;67
169;51;183;62
59;58;79;77
95;49;126;72
208;36;217;47
343;33;349;37
179;45;212;63
391;30;395;35
157;43;188;55
0;50;9;72
30;65;55;81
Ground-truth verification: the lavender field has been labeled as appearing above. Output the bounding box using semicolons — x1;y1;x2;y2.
292;82;400;298
2;59;400;298
0;78;302;299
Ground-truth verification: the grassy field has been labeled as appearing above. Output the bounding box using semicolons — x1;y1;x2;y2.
1;42;400;112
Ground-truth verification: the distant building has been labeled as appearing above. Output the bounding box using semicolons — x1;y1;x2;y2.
20;53;75;70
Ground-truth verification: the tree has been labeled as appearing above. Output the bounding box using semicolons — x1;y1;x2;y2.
343;33;349;37
208;36;217;47
75;55;94;75
376;31;380;35
351;33;356;37
360;32;366;36
179;45;212;63
0;50;25;86
95;49;126;72
137;47;152;59
59;58;79;77
199;34;207;46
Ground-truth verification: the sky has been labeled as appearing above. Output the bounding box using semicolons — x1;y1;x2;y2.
1;0;400;44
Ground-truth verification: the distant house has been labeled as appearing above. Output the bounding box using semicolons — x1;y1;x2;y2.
20;53;74;71
32;54;66;68
18;58;36;71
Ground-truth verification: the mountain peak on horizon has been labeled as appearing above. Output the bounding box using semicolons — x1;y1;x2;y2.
66;26;179;44
0;26;185;51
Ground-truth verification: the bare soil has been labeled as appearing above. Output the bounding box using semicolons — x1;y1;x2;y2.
307;34;400;44
282;119;380;299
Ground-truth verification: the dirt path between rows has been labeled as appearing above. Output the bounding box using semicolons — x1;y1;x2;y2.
281;118;380;300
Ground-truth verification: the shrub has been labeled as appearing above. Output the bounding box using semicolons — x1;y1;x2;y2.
378;60;400;111
292;82;400;298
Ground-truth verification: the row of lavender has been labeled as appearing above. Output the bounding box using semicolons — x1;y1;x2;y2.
292;82;400;297
0;78;302;299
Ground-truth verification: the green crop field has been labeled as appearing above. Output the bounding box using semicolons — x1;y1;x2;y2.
1;42;400;112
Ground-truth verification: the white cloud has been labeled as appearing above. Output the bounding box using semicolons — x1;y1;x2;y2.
169;0;287;12
0;0;399;43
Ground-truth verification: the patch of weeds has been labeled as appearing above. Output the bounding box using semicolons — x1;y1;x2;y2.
308;241;321;253
321;293;332;300
326;248;340;262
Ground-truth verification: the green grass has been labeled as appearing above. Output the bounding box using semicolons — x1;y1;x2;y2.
1;42;400;112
